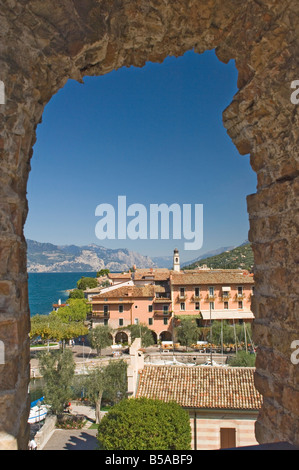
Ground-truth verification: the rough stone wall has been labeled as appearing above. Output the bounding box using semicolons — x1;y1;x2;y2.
0;0;298;449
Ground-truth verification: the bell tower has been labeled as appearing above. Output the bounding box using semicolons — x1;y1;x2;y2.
173;248;180;272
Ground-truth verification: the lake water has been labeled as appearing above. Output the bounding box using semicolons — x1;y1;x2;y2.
28;272;97;316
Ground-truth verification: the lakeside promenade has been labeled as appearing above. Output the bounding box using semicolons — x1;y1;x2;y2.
29;344;233;450
40;401;98;450
42;428;98;450
30;343;131;378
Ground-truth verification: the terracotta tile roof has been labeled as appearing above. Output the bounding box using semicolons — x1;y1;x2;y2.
153;285;168;293
134;268;170;281
171;271;254;285
136;365;262;410
186;269;252;273
92;284;157;300
108;272;132;279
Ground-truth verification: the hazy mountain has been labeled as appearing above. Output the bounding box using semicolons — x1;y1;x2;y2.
184;243;254;271
26;240;157;273
152;244;246;269
181;245;236;268
151;256;173;269
27;239;251;273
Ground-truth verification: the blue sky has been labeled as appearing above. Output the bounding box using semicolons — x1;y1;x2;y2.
25;49;256;263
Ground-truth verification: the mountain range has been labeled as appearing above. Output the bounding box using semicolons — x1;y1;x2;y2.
26;239;156;273
26;239;251;273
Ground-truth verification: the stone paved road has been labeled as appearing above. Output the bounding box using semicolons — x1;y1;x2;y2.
42;428;98;450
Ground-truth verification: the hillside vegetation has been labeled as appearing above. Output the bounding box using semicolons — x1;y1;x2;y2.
185;243;254;272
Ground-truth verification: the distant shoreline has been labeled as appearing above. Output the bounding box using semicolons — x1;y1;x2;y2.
28;271;98;274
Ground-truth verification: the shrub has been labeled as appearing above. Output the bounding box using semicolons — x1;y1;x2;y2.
228;350;256;367
97;398;191;450
68;289;84;299
56;414;85;429
127;323;155;347
77;277;98;291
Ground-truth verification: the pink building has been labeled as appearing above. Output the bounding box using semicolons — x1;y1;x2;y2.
171;270;254;325
136;364;262;450
107;272;132;285
89;249;254;344
90;284;173;343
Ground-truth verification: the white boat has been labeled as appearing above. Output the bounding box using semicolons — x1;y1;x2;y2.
147;357;196;367
28;404;49;423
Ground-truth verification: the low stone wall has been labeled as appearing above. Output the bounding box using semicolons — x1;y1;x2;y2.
34;416;57;450
145;353;228;366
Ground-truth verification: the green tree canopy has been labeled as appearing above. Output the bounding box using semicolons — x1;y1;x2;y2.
207;320;235;345
175;318;199;350
68;288;84;299
102;359;128;405
84;367;105;423
228;350;256;367
30;313;88;346
39;349;75;415
97;398;191;450
51;298;89;322
96;269;110;277
77;276;98;291
88;325;113;356
55;320;88;344
82;359;128;423
30;314;59;342
204;321;253;348
127;323;155;347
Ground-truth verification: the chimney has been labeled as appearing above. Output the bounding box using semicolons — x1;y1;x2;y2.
127;287;133;296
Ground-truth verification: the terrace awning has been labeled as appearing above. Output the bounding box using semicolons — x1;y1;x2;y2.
200;310;254;321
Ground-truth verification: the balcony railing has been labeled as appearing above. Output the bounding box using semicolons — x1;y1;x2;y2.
90;311;110;318
154;310;172;317
154;294;171;303
176;294;187;302
206;294;216;301
221;294;231;301
191;294;202;302
235;293;245;300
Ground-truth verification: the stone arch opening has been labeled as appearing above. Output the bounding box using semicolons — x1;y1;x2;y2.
25;49;249;251
114;331;130;345
160;331;172;342
150;330;158;344
1;0;298;450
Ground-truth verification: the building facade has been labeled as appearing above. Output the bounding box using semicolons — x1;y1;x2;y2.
89;250;254;343
89;284;173;343
171;270;254;324
135;364;262;450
